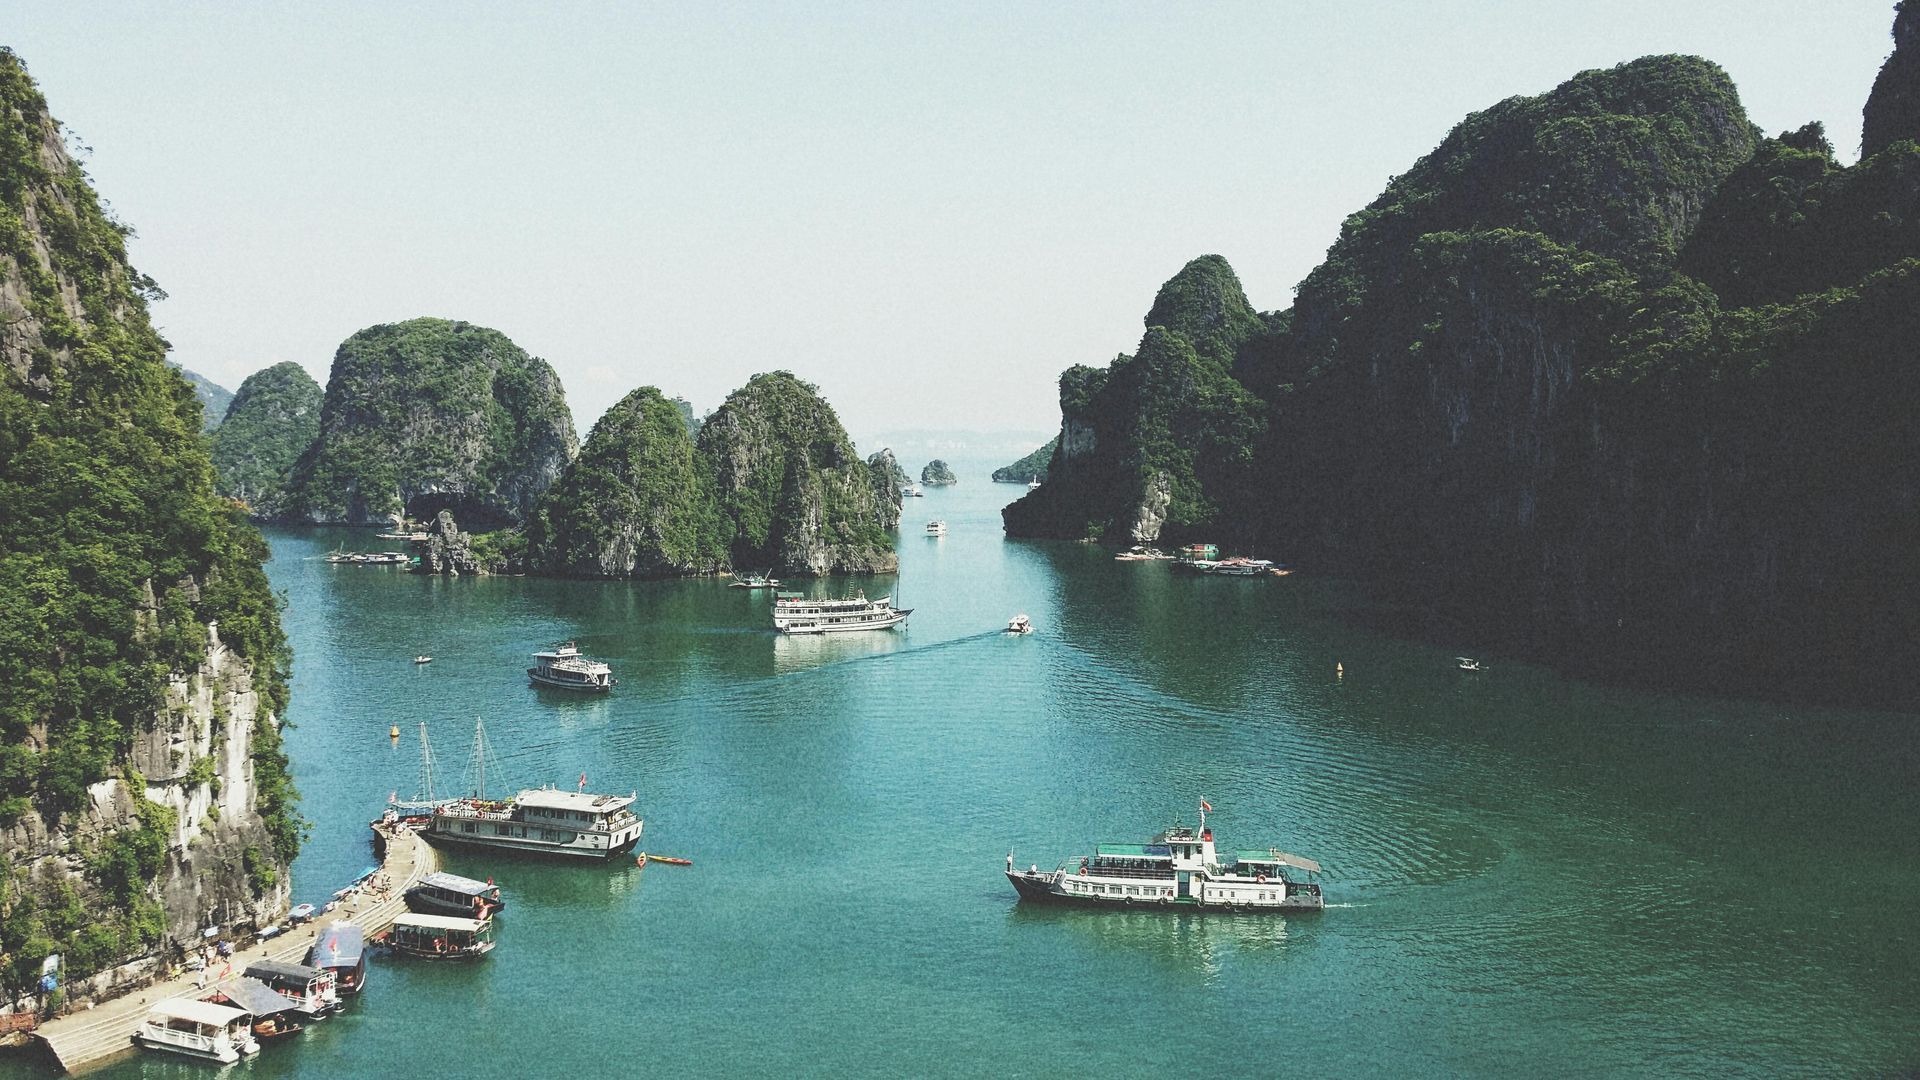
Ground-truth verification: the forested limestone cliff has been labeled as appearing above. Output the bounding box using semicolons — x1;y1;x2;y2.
210;361;322;519
698;372;898;576
1006;42;1920;705
280;318;577;527
992;437;1056;484
0;49;297;1007
524;386;728;578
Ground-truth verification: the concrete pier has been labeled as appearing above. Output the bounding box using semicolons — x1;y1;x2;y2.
33;823;437;1073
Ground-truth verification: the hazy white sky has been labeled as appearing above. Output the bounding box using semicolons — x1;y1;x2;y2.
7;2;1898;441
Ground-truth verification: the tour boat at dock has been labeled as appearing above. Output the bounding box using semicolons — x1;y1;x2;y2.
306;923;369;995
527;641;615;692
242;960;341;1019
772;592;911;634
426;787;644;860
380;913;495;960
1006;804;1324;912
405;871;505;918
135;998;259;1063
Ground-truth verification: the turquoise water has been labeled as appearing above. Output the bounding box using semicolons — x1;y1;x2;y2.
28;464;1920;1077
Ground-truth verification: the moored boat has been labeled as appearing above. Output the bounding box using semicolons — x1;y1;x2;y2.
925;520;947;536
772;592;911;634
242;960;340;1019
405;871;505;918
1006;803;1324;912
527;641;615;692
135;998;258;1063
306;923;369;995
426;787;643;860
204;977;302;1038
380;913;495;959
730;570;782;589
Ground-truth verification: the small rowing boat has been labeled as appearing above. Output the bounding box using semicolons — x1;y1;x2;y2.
644;853;693;866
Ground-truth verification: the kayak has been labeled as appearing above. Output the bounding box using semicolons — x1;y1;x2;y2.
645;854;693;866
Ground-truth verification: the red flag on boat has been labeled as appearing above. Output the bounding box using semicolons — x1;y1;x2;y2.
1200;800;1212;812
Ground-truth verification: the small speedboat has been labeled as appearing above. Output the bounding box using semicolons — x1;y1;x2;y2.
253;1018;303;1042
413;656;432;664
644;853;693;866
1006;614;1033;635
1457;657;1487;671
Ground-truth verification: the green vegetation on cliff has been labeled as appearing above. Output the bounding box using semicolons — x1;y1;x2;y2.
171;365;233;432
698;372;897;575
992;437;1056;484
1004;256;1266;543
281;318;577;526
1007;39;1920;705
1863;1;1918;156
211;361;322;517
525;387;727;577
0;49;297;985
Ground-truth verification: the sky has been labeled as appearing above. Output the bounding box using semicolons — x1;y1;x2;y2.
5;2;1900;444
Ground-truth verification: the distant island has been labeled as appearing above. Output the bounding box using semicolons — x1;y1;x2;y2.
920;459;957;486
992;437;1055;484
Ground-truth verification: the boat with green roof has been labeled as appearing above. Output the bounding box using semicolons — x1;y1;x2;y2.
1005;803;1324;912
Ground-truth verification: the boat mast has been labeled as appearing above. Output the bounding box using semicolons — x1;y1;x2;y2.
468;717;487;801
416;722;437;805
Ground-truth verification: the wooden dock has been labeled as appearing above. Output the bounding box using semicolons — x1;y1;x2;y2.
33;823;437;1073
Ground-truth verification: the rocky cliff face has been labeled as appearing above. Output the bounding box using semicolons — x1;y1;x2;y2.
1863;1;1918;157
866;449;906;529
920;459;957;486
280;318;577;527
211;361;323;518
0;48;295;1003
524;387;727;578
697;372;897;576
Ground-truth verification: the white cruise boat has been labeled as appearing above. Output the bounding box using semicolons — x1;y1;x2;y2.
135;998;259;1063
528;641;614;692
772;592;911;634
901;484;924;497
427;786;644;860
1006;804;1324;912
925;520;947;536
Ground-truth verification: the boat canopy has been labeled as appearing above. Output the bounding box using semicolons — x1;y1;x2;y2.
394;913;490;933
205;977;298;1016
245;960;326;984
308;924;366;967
417;871;493;896
1234;849;1323;874
150;998;247;1027
1095;844;1172;859
516;789;633;814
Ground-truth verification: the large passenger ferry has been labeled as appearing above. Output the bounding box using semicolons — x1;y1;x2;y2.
772;592;911;634
1006;804;1325;912
425;786;644;860
527;642;615;692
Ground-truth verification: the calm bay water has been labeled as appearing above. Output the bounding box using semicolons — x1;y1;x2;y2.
34;464;1920;1077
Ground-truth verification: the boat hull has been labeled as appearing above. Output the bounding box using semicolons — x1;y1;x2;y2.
1005;871;1322;913
403;888;505;918
422;827;641;862
776;609;911;635
526;669;614;692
